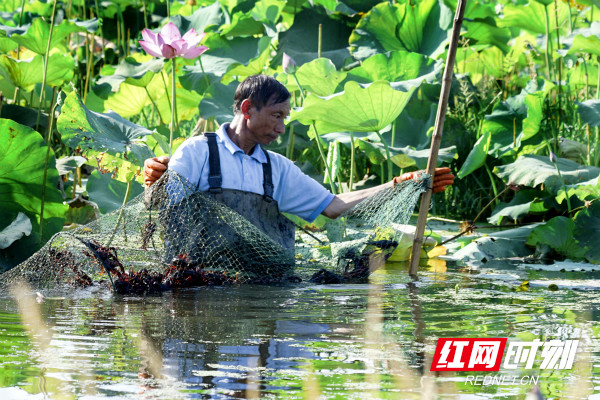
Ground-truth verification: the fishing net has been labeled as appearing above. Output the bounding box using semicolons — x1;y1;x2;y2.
0;170;430;293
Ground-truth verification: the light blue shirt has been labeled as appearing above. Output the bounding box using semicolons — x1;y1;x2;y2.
169;124;335;222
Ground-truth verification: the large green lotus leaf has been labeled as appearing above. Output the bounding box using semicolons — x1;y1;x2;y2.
199;34;271;80
170;2;225;34
349;0;451;60
57;92;155;167
220;13;265;37
0;119;67;269
0;213;31;250
392;96;436;148
563;22;600;57
86;170;144;214
180;62;223;95
557;176;600;204
462;18;510;54
96;57;165;92
499;1;569;36
0;52;74;91
285;58;347;97
346;51;440;85
0;104;48;132
574;202;600;263
366;141;457;169
488;189;547;225
291;81;415;134
276;7;352;68
494;155;600;189
311;0;357;15
198;81;237;125
484;80;552;159
457;130;491;179
526;216;587;259
103;82;151;118
576;99;600;127
7;18;98;55
0;37;16;53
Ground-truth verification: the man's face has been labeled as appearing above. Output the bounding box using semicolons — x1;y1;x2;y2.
245;98;290;146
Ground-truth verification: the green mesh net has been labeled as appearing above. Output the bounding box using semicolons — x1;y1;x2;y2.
0;170;430;293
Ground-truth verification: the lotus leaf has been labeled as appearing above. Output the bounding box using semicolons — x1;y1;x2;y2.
198;81;237;124
499;1;569;36
291;81;415;134
562;22;600;57
7;18;98;55
576;99;600;127
86;170;144;214
488;189;547;225
0;213;31;250
526;216;587;260
277;7;352;68
348;0;451;60
55;156;87;176
462;17;511;54
0;104;48;131
283;58;347;97
457;130;491;179
0;52;74;91
574;202;600;264
170;2;225;34
96;57;165;92
346;51;440;85
57;91;155;168
494;155;600;190
0;119;67;269
557;177;600;204
310;0;357;15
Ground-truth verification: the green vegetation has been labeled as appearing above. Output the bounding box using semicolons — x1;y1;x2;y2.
0;0;599;269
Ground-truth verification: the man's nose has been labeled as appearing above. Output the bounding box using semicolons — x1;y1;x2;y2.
276;120;285;134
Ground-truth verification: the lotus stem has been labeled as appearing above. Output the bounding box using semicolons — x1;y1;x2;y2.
349;131;355;191
543;4;552;81
553;161;572;213
94;0;106;59
374;130;393;182
107;180;133;247
286;123;295;160
291;71;337;193
35;0;57;132
13;0;26;104
199;55;210;89
170;58;177;154
318;24;322;58
39;87;58;242
144;87;163;124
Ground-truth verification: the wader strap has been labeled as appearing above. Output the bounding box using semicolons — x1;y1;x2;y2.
262;149;274;201
205;133;222;193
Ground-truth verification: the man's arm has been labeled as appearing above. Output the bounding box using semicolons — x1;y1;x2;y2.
321;167;454;219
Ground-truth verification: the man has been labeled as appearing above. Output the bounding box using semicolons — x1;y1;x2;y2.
145;75;454;251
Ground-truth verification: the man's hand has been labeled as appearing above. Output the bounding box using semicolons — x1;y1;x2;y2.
393;167;454;193
144;156;170;187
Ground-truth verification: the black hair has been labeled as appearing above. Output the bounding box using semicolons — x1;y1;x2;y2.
233;75;291;114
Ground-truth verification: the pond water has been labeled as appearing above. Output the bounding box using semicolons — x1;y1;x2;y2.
1;259;600;399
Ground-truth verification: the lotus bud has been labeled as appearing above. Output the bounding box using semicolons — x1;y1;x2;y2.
549;151;557;164
282;52;297;74
188;0;196;5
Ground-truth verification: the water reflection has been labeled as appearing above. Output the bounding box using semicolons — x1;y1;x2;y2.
0;260;600;399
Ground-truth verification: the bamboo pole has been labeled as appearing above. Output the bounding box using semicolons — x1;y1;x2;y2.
408;0;467;276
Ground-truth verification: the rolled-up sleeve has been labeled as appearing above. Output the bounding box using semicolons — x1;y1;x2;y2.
270;153;335;222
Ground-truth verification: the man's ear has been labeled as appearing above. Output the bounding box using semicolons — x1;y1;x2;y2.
240;99;252;119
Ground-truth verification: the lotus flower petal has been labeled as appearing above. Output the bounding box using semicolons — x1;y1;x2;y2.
160;44;177;59
180;45;209;59
161;22;181;44
170;38;188;54
181;29;204;47
139;39;163;57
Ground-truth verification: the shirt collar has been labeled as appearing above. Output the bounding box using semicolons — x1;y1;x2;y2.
217;123;267;163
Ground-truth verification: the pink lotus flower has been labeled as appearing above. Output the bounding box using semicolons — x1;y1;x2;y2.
139;22;208;59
